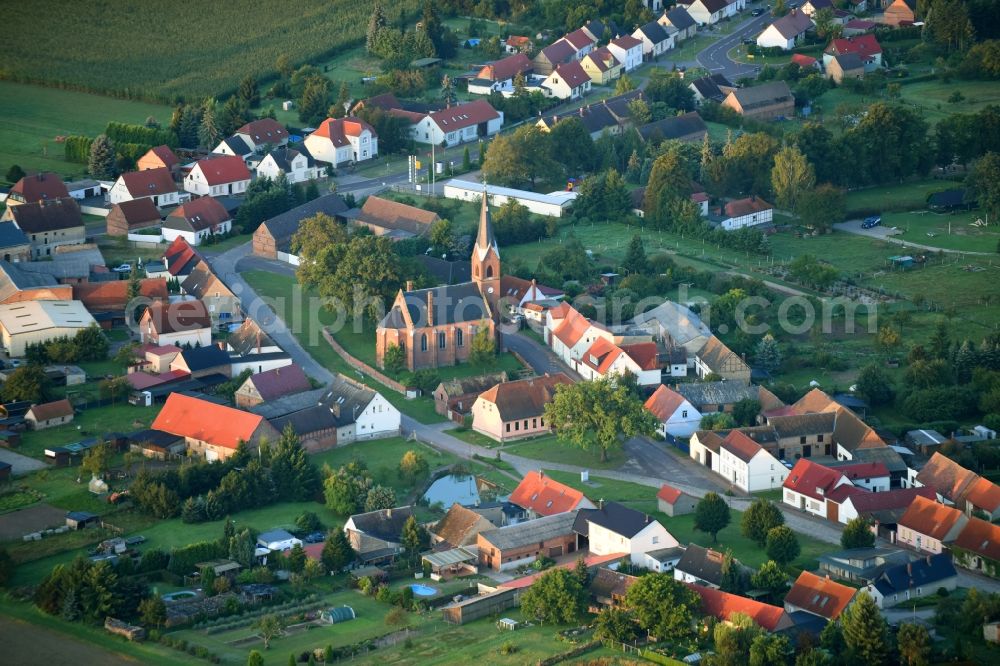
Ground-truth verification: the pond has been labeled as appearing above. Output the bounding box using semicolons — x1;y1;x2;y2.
421;474;504;508
410;583;438;597
161;590;197;602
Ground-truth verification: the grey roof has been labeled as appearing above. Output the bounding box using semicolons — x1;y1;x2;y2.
574;501;655;539
873;553;957;597
852;445;907;473
538;90;643;135
227;318;277;356
689;74;734;102
637;112;708;142
0;261;60;301
906;429;948;446
769;412;837;438
261;194;349;254
266;146;313;171
270;374;376;433
675;543;731;586
636;20;669;44
18;247;106;280
630;300;711;356
347;506;414;542
178;345;231;371
832;52;865;72
127;428;184;448
221;135;253;157
381;282;489;330
676;381;759;408
417;255;472;285
250;387;329;420
479;511;578;551
664;7;697;31
729;81;794;111
258;529;296;544
0;222;30;249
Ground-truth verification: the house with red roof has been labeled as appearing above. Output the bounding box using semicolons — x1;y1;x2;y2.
163;196;232;245
689;584;795;631
607;35;644;72
137;145;180;174
234;363;311;408
545;303;613;366
657;483;698;516
471;374;572;443
581;48;623;85
505;35;533;54
716;429;789;492
410;100;503;147
576;338;661;385
834;461;890;492
235;118;289;151
897;495;968;554
108;167;179;207
839;485;936;529
645;385;701;439
7;172;69;207
791;53;820;71
508;470;596;520
714;196;774;231
953;516;1000;576
542;61;593;100
469;53;533;95
783;458;857;520
784;571;857;621
916;452;1000;520
139;299;212;348
563;28;596;59
152;393;279;461
184;155;251;197
823;34;882;72
304;117;378;168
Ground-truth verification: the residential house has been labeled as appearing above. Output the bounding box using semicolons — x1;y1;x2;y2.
234;363;311;409
694;335;751;382
213;135;255;162
582;18;621;42
897;495;968;554
843;18;879;35
163;197;232;245
162;236;204;278
866;553;958;608
581;48;623;85
498;275;564;317
825;52;866;84
504;35;533;54
563;28;596;59
470;53;533;94
344;506;414;564
545;302;614;366
721;81;795;120
433;372;508;420
757;9;815;50
823;35;882;72
138;300;212;347
151;393;279;461
833;461;890;492
689;585;795;631
632;21;674;60
477;511;579;570
235;118;289;151
410;100;503;146
108;168;179;207
508;470;596;519
257;529;301;552
768;388;887;461
304;117;378;167
6;173;69;207
431;503;496;549
532;39;576;75
589;568;639;608
169;344;231;379
252;193;348;264
574;501;678;567
0;223;31;263
471;373;573;443
137;145;180;174
637;111;708;144
952;517;1000;576
657;484;698;516
791;53;821;71
710;429;789;492
255;147;319;184
106;199;161;237
542;61;592;100
689;73;736;105
916;452;1000;519
675;380;761;414
576;338;661;385
268;374;401;451
801;0;833;15
226;318;281;356
713;196;774;231
25;398;74;430
184;156;251;197
180;260;240;325
659;7;698;41
645;385;702;439
682;0;738;25
5;198;86;259
535;90;643;139
351;195;439;239
883;0;915;26
839;486;936;529
818;547;912;583
674;544;746;588
607;35;645;72
0;300;96;357
783;458;857;520
784;571;857;621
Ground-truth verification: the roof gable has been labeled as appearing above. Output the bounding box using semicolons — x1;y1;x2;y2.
898;495;966;540
121;167;176;197
152;393;270;449
478;373;572;422
509;470;588;516
193;156;251;186
785;571;856;620
428;100;500;131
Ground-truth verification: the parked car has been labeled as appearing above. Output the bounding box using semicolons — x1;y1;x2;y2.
751;7;765;15
743;37;755;44
113;264;132;273
862;215;882;229
303;531;325;544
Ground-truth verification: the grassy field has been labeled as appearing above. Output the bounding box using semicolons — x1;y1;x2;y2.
0;81;173;177
16;403;160;460
878;209;1000;253
843;179;956;215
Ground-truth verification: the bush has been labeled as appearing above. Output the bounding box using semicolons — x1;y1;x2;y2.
499;641;517;655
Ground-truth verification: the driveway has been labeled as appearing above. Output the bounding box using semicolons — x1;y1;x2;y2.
696;9;773;79
0;448;46;476
834;219;992;256
206;243;334;384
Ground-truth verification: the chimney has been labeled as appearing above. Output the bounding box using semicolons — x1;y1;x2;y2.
427;291;434;326
256;329;261;354
406;280;413;291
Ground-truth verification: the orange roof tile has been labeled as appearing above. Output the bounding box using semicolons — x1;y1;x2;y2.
783;459;849;502
509;470;588;517
657;484;683;504
899;495;966;541
551;305;595;348
955;517;1000;561
785;571;856;620
964;477;1000;513
645;385;688;422
152;393;271;449
478;373;572;423
688;584;791;631
721;429;763;463
916;452;979;504
620;342;659;370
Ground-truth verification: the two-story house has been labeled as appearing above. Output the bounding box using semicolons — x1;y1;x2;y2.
304;117;379;167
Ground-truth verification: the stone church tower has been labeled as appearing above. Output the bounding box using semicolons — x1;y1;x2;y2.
471;188;501;312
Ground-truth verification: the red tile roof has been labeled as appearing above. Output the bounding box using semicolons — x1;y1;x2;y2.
152;393;271;449
783;459;850;502
477;374;572;423
112;198;161;226
611;35;643;50
509;470;589;517
721;429;763;464
142;145;179;170
899;495;966;541
724;196;773;218
477;53;532;82
645;385;688;422
564;28;596;50
688;584;791;631
579;337;622;375
167;196;231;231
916;452;979;504
141;300;211;335
550;61;591;89
620;342;659;370
506;35;532;48
73;278;168;311
237;118;288;145
127;369;189;390
791;54;818;68
657;483;683;504
827;35;882;58
245;364;311;402
120;167;176;197
964;477;1000;513
312;117;377;147
551;305;599;349
193;155;251;186
785;571;856;620
10;173;69;203
835;461;890;481
28;398;74;422
428;100;501;131
845;486;936;516
955;517;1000;561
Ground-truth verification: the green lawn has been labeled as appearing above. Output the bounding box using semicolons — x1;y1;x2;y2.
313;436;462;497
504;435;628;471
16;403;160;460
844;179;956;215
877;209;1000;253
0;81;173;178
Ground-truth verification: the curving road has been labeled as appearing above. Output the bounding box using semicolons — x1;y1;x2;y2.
834;219;993;256
696;9;773;79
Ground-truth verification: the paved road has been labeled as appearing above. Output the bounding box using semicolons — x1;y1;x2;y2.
696;10;772;79
502;330;580;379
206;243;334;384
0;448;46;476
834;219;992;256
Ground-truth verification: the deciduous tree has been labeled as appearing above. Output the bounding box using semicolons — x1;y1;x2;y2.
841;517;875;549
841;592;890;665
765;526;800;566
254;614;284;650
626;573;701;641
694;493;731;542
897;622;932;666
520;567;587;624
772;145;815;212
741;498;785;547
751;560;789;597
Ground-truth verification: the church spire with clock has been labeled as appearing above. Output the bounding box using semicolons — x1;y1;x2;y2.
471;185;501;312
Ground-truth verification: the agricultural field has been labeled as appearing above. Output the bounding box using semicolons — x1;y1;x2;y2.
0;81;173;177
0;0;419;103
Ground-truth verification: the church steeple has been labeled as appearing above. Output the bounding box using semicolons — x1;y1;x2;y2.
471;184;501;310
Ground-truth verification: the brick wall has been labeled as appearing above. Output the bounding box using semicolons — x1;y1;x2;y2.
252;224;277;259
322;328;406;394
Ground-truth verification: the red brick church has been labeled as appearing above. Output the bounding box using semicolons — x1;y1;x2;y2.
376;191;501;371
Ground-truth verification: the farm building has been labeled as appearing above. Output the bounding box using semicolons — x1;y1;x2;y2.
444;179;577;217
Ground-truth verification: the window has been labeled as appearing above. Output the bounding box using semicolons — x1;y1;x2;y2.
505;423;510;433
523;420;528;430
420;334;428;352
817;434;824;442
456;329;463;347
652;536;659;544
438;332;446;349
532;418;537;428
682;410;687;418
800;436;806;444
514;422;519;431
